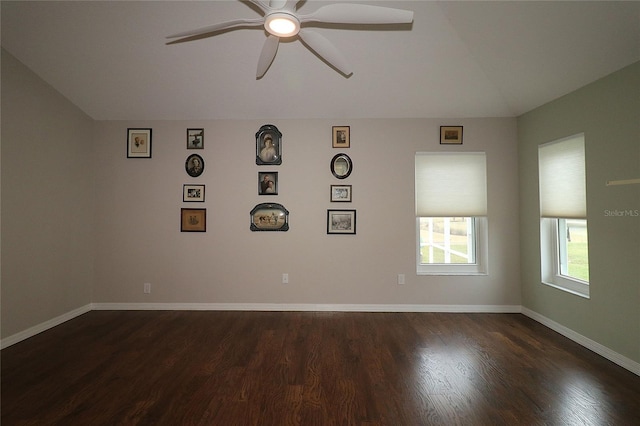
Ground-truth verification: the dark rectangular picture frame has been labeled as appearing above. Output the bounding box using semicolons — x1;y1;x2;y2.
127;128;152;158
181;208;206;232
440;126;463;145
183;184;205;202
327;209;356;234
187;128;204;149
330;185;352;202
258;172;278;195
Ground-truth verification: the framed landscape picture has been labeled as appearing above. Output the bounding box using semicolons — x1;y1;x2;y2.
440;126;463;145
250;203;289;231
330;185;352;202
327;209;356;234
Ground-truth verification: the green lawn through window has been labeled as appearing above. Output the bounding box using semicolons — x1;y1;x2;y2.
566;225;589;282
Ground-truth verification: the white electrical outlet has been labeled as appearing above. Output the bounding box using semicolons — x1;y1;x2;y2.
282;273;289;284
397;274;405;285
144;282;151;293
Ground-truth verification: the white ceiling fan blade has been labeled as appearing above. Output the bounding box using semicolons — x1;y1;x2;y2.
166;18;263;40
257;35;280;78
247;0;269;13
284;0;299;12
298;29;352;76
269;0;298;11
300;4;414;25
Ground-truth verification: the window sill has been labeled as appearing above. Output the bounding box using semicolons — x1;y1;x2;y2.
541;278;590;299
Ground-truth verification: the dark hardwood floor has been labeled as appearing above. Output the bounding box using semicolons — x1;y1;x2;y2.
2;311;639;425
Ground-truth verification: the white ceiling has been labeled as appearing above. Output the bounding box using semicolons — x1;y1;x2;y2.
2;1;639;121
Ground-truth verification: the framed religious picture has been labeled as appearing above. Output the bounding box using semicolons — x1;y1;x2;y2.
127;128;152;158
187;128;204;149
183;184;205;202
181;208;206;232
330;185;352;202
440;126;463;145
327;209;356;234
258;172;278;195
250;203;289;231
185;154;205;177
256;124;282;165
332;126;350;148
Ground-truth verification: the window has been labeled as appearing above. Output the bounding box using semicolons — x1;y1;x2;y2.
538;134;589;297
559;219;589;282
415;153;488;275
419;217;475;264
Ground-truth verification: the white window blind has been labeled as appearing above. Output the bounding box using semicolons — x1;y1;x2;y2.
538;135;586;219
415;152;487;217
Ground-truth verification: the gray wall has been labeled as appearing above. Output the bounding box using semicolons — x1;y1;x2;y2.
92;118;521;307
2;47;521;340
1;50;95;338
518;61;640;363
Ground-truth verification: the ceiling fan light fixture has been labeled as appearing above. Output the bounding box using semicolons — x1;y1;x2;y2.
168;2;415;78
265;13;300;37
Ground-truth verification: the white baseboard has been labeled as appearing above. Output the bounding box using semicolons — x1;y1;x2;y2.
0;303;518;348
521;307;640;376
0;303;520;349
4;303;636;377
91;302;523;313
0;304;92;349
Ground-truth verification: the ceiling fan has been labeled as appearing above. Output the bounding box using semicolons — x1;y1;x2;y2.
166;0;414;78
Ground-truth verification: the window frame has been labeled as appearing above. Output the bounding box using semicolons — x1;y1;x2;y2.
540;218;590;298
416;216;488;276
538;133;589;298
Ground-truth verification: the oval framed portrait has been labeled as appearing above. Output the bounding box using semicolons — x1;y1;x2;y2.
330;153;352;179
185;153;205;177
256;124;282;165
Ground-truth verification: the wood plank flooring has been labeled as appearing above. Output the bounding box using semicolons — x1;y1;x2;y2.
2;311;639;425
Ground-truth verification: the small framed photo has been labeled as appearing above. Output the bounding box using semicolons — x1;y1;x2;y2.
327;209;356;235
250;203;289;232
185;153;205;177
258;172;278;195
440;126;463;145
183;184;205;202
181;208;206;232
256;124;282;165
332;126;350;148
187;128;204;149
330;185;352;202
127;128;152;158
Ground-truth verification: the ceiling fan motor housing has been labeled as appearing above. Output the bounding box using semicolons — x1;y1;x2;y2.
264;12;300;37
